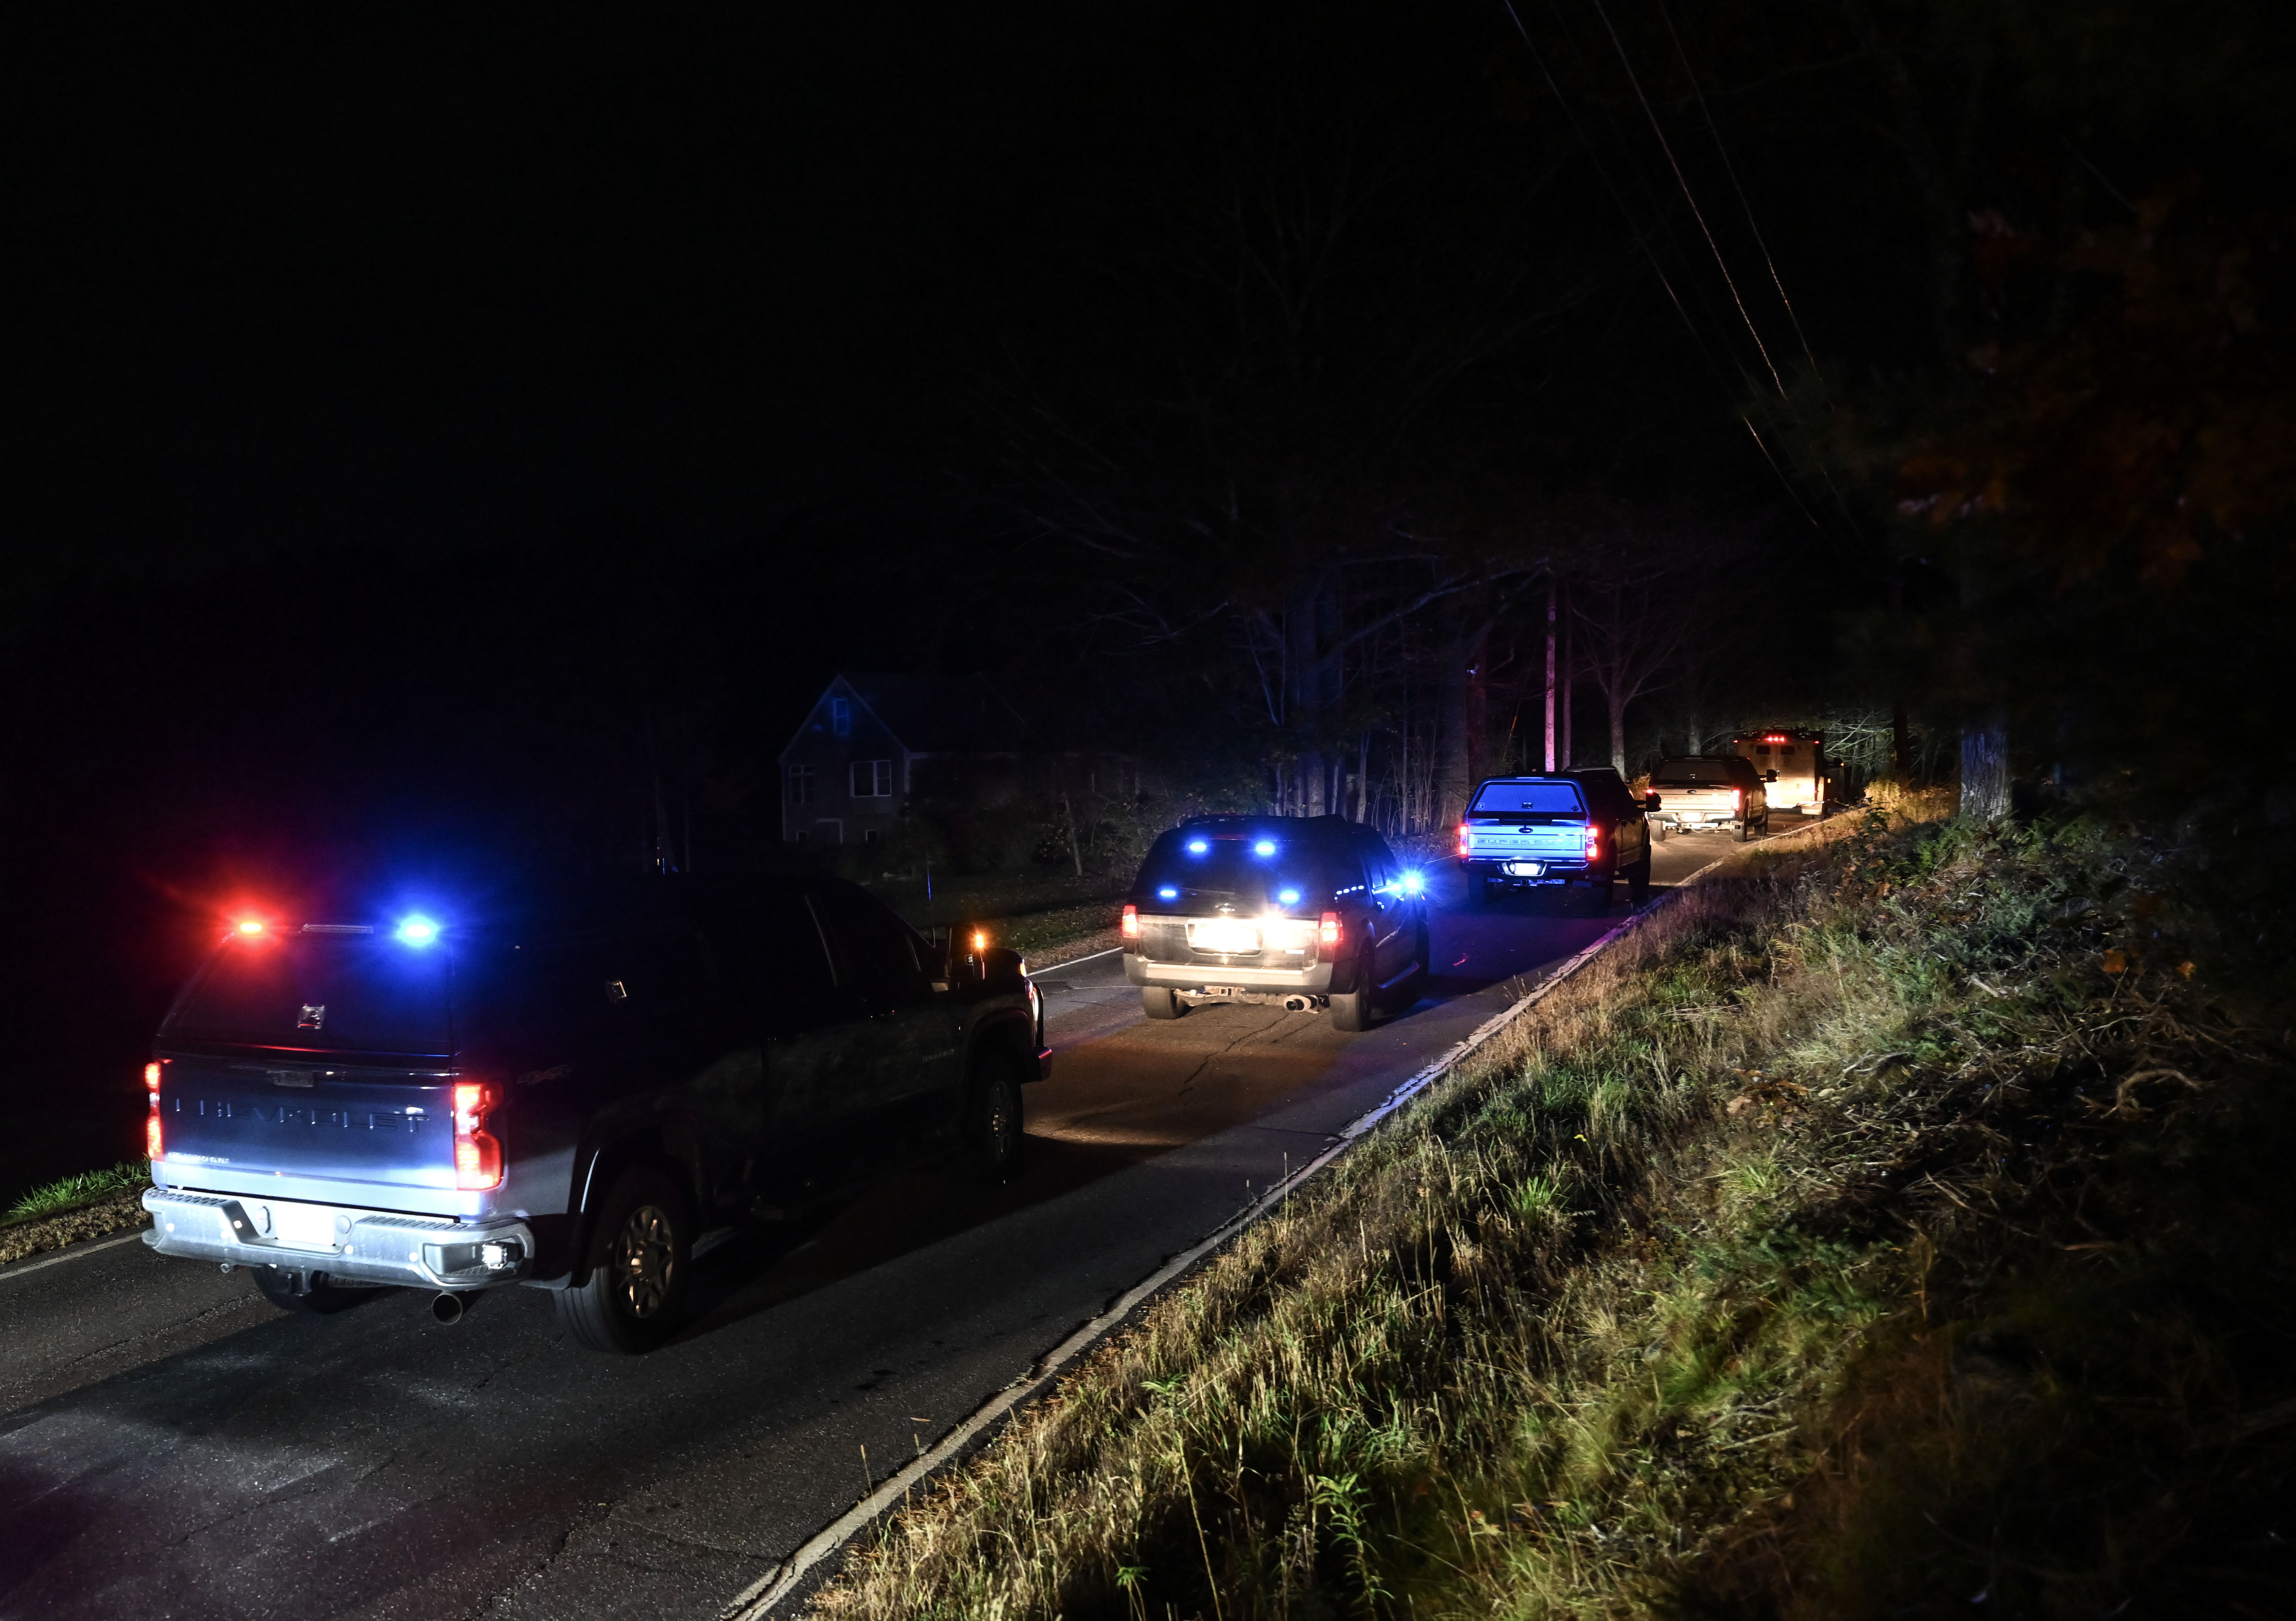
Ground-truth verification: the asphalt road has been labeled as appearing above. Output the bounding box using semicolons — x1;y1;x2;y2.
0;822;1801;1620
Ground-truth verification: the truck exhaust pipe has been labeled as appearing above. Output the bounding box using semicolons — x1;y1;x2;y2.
1282;995;1312;1012
431;1291;470;1326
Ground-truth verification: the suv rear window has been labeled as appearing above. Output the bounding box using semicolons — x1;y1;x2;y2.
161;930;454;1056
1469;781;1586;815
1652;758;1745;787
1135;831;1363;905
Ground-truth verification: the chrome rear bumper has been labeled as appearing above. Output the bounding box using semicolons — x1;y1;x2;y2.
142;1187;534;1291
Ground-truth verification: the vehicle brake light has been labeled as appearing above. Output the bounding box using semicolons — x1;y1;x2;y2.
1584;828;1600;857
1734;787;1745;809
235;919;265;937
1456;822;1471;858
1120;903;1139;942
1319;911;1342;950
145;1060;164;1159
452;1082;503;1191
145;1061;161;1094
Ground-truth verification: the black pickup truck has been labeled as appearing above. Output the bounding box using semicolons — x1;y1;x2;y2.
140;874;1045;1352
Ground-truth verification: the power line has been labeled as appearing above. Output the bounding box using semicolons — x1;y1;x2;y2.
1586;0;1788;398
1653;0;1823;380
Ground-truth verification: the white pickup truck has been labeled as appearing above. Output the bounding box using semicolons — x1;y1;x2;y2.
1646;755;1769;840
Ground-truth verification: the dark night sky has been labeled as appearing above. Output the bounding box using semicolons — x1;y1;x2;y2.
2;6;1115;593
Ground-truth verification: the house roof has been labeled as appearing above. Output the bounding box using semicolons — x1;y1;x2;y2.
833;673;1029;754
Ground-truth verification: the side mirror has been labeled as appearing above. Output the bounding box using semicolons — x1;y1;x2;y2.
979;945;1025;987
1643;791;1661;812
1765;769;1779;783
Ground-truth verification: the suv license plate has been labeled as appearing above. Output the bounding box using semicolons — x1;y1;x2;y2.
1504;861;1545;877
1187;919;1262;953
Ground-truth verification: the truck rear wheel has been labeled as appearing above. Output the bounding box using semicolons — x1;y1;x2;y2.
1141;986;1184;1020
1627;854;1652;905
557;1168;693;1354
1329;945;1377;1033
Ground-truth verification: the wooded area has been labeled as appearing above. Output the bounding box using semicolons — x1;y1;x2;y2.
2;0;2290;1194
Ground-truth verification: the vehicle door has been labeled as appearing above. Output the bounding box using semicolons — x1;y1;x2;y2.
708;891;847;1178
609;923;758;1196
809;885;964;1141
1355;839;1413;984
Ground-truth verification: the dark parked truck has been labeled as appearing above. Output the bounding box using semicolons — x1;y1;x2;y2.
1456;768;1653;905
1120;815;1429;1032
140;876;1046;1352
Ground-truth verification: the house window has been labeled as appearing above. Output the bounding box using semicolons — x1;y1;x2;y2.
831;697;852;737
850;759;893;798
789;763;816;805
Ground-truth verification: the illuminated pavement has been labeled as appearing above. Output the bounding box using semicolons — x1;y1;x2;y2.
0;822;1805;1619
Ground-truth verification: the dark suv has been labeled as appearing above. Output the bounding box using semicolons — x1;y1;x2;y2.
1120;815;1430;1032
1456;768;1653;905
139;875;1044;1352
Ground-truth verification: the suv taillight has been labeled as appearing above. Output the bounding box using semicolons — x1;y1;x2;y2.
145;1060;163;1160
1584;827;1601;858
1455;822;1471;859
1318;911;1343;957
452;1081;503;1191
1733;787;1745;810
1120;903;1139;948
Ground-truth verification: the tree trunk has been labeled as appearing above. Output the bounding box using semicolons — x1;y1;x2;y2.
1435;606;1474;828
1892;700;1912;780
1959;715;2009;820
1609;686;1629;778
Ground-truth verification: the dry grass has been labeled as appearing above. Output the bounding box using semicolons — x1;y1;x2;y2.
809;803;2293;1619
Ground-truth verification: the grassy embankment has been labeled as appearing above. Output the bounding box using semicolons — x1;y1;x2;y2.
0;1160;153;1267
814;801;2296;1617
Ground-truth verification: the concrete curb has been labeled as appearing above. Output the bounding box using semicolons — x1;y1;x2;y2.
718;826;1849;1619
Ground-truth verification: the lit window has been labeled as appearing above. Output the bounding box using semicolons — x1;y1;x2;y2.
831;697;852;737
790;763;817;805
850;759;893;798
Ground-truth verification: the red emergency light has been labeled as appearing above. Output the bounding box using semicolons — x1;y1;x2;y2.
1763;733;1790;744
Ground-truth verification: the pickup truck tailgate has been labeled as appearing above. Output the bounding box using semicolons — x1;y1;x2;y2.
156;1053;459;1194
1461;819;1586;860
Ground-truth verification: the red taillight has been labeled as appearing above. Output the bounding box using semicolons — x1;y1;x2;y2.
144;1061;161;1094
452;1082;503;1191
1733;787;1745;809
1456;822;1471;858
235;919;265;937
1584;828;1600;858
146;1111;164;1160
1319;911;1343;951
1120;903;1139;941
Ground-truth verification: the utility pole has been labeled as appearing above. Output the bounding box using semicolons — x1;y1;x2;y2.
1543;580;1558;772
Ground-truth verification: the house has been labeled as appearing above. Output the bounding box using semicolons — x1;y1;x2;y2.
777;673;1029;846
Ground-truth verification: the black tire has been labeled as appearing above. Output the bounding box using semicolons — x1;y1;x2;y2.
1329;946;1377;1033
1737;814;1753;843
1141;986;1183;1020
555;1168;693;1354
251;1265;383;1315
1627;855;1652;905
1466;872;1491;906
1385;924;1431;1011
1593;874;1615;908
965;1049;1025;1184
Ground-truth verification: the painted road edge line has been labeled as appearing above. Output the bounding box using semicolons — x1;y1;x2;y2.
724;824;1836;1618
0;1227;148;1287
